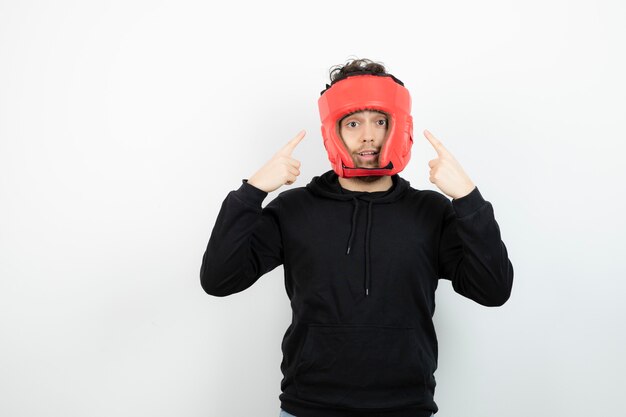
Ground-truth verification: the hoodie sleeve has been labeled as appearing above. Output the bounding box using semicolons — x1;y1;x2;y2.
437;186;514;307
200;179;283;297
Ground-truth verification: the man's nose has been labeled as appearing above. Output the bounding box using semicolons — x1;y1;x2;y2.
362;122;375;142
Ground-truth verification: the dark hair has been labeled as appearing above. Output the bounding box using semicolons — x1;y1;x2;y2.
320;57;404;95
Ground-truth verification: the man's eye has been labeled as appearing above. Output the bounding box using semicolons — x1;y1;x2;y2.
377;119;387;126
347;121;357;127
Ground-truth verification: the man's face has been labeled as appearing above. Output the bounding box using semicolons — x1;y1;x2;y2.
338;110;390;169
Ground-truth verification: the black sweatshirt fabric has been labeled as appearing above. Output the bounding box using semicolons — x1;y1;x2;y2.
200;170;514;417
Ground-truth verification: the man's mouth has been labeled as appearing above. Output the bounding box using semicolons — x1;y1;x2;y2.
357;150;379;160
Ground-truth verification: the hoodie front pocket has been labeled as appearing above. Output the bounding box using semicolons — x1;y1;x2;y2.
294;324;430;408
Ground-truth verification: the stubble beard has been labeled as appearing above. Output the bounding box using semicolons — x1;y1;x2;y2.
352;175;383;183
352;156;385;183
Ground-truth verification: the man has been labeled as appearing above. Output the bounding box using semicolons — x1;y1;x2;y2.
200;58;514;417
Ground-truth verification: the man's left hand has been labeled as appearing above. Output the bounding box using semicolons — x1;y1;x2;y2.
423;129;476;200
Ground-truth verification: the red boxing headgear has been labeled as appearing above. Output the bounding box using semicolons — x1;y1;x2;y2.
318;73;413;178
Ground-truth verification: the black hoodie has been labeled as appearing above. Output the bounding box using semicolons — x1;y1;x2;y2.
200;170;514;417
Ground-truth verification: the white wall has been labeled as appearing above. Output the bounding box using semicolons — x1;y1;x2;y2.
1;0;624;416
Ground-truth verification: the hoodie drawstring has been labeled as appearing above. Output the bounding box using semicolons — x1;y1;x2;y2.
365;200;373;296
346;197;359;255
346;197;374;297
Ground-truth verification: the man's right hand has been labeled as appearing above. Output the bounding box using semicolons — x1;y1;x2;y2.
247;130;305;193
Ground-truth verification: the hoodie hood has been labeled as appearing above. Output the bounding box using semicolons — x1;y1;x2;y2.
306;170;410;296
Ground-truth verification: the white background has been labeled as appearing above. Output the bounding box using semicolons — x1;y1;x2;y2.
1;1;625;416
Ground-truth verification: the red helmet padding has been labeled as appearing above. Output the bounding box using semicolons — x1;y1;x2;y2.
318;74;413;178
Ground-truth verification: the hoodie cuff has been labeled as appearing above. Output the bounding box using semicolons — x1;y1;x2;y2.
234;179;269;208
451;186;486;218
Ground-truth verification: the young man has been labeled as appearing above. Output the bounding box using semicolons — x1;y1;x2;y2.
200;59;514;417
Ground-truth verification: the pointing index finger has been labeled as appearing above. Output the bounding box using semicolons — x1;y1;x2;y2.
279;129;306;156
423;129;448;156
